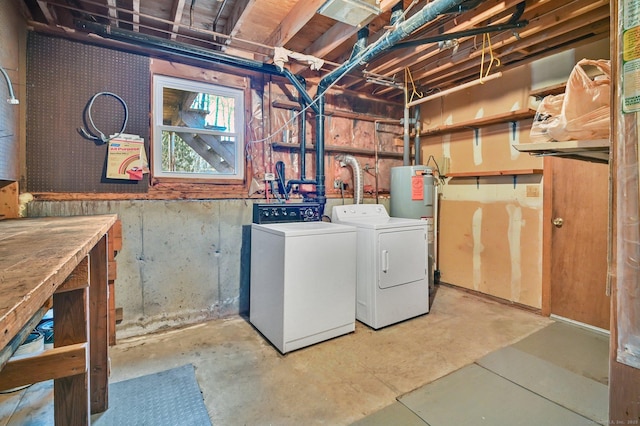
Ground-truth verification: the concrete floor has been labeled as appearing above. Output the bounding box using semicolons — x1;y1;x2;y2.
0;285;553;425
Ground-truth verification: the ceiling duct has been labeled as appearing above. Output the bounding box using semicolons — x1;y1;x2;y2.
317;0;381;27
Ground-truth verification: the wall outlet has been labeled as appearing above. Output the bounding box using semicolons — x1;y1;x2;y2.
264;172;275;181
526;185;540;197
334;179;343;189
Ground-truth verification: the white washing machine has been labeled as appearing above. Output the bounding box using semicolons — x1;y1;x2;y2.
332;204;430;329
250;221;357;353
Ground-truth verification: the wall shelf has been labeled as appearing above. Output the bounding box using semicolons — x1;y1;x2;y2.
529;83;566;99
447;169;543;189
447;169;543;178
420;108;536;137
512;140;610;164
271;142;403;159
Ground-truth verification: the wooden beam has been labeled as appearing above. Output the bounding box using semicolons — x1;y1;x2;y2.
132;0;140;32
89;236;109;413
0;343;87;391
264;0;326;48
107;0;117;25
290;0;402;74
36;0;56;24
224;0;256;39
169;0;186;40
56;256;90;293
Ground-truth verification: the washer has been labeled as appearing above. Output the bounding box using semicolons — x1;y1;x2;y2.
332;204;430;329
250;221;357;353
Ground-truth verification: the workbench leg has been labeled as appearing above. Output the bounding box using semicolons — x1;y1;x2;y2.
90;235;109;414
53;288;89;426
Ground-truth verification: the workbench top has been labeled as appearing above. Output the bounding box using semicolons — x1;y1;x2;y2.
0;215;118;351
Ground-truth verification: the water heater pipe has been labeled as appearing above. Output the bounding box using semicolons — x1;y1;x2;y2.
336;154;364;205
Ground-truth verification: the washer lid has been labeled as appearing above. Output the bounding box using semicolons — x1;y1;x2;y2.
335;216;427;230
252;221;356;237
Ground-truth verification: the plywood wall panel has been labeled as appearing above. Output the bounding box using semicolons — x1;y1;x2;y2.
438;196;542;309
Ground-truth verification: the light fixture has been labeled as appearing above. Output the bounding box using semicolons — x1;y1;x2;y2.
317;0;381;27
0;66;19;105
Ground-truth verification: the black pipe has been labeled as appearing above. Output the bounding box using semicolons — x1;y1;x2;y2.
299;86;308;181
390;2;405;26
75;20;319;111
315;93;326;215
350;27;370;61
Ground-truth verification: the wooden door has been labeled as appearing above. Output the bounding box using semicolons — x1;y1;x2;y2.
548;156;610;330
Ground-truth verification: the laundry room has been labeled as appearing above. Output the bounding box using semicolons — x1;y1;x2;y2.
0;0;638;425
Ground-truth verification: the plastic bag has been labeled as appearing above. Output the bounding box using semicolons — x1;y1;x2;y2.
530;59;610;142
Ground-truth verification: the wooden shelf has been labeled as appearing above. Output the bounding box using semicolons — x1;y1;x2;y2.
421;108;536;137
447;169;543;178
271;142;403;159
512;140;610;164
529;83;566;98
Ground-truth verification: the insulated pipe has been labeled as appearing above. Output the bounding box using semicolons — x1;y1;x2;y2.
316;0;469;209
318;0;469;91
336;154;364;205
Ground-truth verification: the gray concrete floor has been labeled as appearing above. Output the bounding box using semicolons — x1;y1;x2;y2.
0;285;553;425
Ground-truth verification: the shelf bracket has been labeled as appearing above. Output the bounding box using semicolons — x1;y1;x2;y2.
476;176;480;189
513;175;517;189
473;128;480;146
510;121;517;140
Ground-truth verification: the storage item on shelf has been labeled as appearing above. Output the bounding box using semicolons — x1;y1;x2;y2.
530;59;610;143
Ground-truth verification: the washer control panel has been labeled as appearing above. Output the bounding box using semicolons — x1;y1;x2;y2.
252;202;321;224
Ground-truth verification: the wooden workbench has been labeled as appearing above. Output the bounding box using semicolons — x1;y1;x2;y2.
0;214;119;425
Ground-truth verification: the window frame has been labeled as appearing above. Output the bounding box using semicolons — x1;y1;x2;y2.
152;74;245;181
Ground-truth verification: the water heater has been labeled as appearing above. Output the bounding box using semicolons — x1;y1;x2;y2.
390;165;434;219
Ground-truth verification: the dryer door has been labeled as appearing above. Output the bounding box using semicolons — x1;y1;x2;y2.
378;227;427;289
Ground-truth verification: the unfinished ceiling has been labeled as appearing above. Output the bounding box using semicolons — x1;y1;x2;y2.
15;0;610;102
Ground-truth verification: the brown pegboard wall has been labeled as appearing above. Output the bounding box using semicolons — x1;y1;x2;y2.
26;33;150;193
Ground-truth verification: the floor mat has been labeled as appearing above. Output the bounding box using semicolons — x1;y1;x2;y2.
478;346;608;423
92;364;211;426
398;363;599;426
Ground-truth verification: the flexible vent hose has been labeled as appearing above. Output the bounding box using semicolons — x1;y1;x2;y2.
337;154;363;204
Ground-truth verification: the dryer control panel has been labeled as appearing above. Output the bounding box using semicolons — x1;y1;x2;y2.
252;202;321;224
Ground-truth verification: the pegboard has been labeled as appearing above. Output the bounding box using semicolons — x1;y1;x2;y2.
26;33;150;193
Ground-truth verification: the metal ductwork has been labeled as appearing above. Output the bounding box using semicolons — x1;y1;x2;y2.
336;154;364;205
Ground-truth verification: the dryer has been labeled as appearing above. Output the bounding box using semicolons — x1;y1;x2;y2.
332;204;429;329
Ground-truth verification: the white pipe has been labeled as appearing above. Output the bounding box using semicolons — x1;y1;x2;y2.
0;66;19;105
337;154;363;204
406;72;502;108
433;183;439;273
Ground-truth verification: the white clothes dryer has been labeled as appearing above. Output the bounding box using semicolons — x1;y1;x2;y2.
332;204;430;329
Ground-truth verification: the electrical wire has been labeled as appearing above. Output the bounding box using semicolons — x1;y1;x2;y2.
78;92;129;144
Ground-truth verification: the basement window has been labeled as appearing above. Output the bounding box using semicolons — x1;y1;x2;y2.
152;75;245;181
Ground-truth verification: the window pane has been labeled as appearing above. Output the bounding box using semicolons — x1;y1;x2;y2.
161;130;237;175
163;87;236;132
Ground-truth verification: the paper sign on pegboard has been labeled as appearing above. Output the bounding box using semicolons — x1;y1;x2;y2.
106;134;149;180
